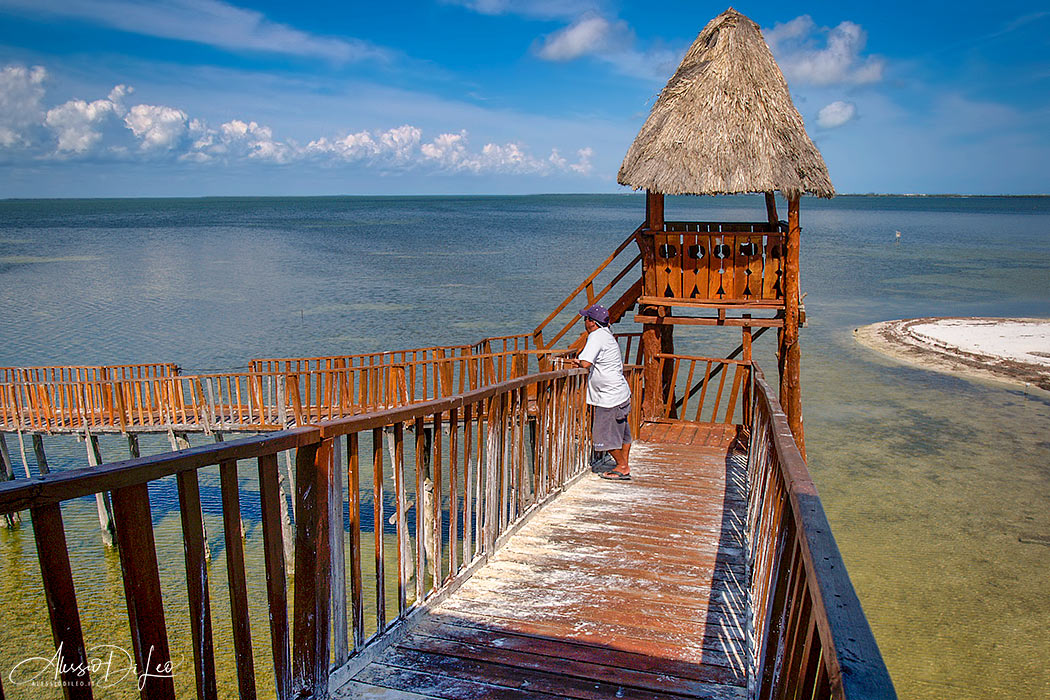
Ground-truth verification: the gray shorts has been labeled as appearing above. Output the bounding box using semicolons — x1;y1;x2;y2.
592;399;632;451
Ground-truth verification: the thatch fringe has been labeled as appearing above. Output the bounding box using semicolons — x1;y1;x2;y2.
618;8;834;199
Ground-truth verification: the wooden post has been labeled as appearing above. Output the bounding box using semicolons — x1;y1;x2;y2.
641;189;671;420
292;437;333;699
31;434;49;475
86;434;116;547
780;195;806;458
742;315;753;426
127;433;140;459
0;433;20;527
765;191;779;229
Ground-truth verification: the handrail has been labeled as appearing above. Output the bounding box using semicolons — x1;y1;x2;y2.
0;367;591;700
747;365;896;699
531;227;643;349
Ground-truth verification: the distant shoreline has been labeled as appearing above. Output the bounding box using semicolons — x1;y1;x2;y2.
3;193;1049;203
854;317;1050;393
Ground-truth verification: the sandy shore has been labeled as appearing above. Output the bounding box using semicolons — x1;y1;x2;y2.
853;317;1050;392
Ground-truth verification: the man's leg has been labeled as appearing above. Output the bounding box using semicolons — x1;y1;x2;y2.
607;441;630;475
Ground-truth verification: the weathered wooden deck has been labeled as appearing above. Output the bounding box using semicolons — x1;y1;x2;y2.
335;422;750;699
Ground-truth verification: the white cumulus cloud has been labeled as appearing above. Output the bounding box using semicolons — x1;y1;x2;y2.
45;94;123;154
817;101;857;128
0;64;47;147
125;104;188;150
764;16;884;86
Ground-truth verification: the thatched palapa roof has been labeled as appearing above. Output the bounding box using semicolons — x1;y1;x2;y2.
618;8;834;199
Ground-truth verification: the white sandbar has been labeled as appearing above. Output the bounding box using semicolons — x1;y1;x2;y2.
853;317;1050;392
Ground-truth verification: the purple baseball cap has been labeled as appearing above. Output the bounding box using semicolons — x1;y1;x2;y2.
579;304;610;324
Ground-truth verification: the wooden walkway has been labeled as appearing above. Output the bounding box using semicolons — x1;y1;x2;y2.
334;422;750;699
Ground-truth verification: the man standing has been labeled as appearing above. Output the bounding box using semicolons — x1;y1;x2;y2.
571;304;632;481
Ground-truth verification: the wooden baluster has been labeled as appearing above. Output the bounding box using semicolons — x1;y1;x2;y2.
176;469;218;700
431;412;443;588
393;423;408;613
257;454;291;700
710;363;729;424
346;434;364;649
330;436;348;667
372;427;386;631
291;438;332;700
680;360;697;420
413;418;425;602
724;364;745;424
462;403;473;568
447;408;459;580
111;482;176;700
695;361;713;422
219;459;256;699
31;502;94;699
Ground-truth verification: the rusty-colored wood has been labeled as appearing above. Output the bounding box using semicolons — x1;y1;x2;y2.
780;195;805;458
372;427;386;631
111;482;176;700
219;459;257;700
257;453;291;700
176;469;218;700
347;433;365;648
31;502;94;700
292;438;332;699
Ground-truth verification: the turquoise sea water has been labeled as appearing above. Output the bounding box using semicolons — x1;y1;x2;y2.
1;194;1049;698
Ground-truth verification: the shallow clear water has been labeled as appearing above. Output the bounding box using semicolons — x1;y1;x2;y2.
1;194;1049;698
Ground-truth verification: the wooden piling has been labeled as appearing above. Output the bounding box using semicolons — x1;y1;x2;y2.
0;434;21;527
85;434;116;547
780;195;806;459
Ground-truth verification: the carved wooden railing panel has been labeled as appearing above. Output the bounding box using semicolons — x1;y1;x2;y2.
642;221;787;306
747;365;896;700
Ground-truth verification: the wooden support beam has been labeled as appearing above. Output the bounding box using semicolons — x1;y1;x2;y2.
765;191;779;229
634;313;783;328
32;434;49;475
0;434;19;527
780;195;806;458
86;434;116;547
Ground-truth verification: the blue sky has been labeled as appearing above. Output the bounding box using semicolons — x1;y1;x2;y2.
0;0;1047;197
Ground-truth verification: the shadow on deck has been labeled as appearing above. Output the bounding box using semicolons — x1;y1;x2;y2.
334;422;750;699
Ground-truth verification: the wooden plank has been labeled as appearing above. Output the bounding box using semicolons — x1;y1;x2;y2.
393;423;408;614
372;427;386;631
292;438;332;699
31;502;95;700
175;470;218;700
413;419;425;605
447;408;458;581
111;482;176;700
347;433;365;649
331;436;349;666
257;453;291;700
219;459;256;700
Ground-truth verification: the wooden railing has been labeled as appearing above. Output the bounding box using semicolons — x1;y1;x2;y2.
0;368;591;700
746;365;896;699
0;362;179;384
531;228;643;350
656;353;751;425
642;221;786;305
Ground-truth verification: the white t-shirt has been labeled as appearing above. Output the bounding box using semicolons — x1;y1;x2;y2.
578;326;631;408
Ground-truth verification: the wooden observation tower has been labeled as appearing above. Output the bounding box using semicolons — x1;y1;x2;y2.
618;8;834;456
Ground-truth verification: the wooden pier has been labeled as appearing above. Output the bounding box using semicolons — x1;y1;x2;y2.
334;422;749;699
0;10;897;699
